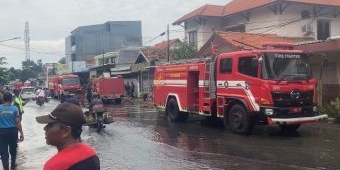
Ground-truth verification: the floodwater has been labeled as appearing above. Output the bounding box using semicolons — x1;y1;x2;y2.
13;99;340;170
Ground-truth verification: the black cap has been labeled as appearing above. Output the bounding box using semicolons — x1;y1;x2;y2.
36;103;85;129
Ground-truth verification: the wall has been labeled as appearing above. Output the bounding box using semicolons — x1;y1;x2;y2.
185;17;224;49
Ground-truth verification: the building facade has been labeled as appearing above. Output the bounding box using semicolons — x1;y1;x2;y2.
173;0;340;50
65;21;142;72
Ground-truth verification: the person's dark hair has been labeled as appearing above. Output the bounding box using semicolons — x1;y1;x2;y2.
3;91;13;102
13;89;20;95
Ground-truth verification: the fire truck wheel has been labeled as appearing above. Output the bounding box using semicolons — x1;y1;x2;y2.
279;124;300;133
166;98;188;122
229;104;253;135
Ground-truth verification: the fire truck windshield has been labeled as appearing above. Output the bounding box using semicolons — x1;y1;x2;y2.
62;77;80;85
261;53;312;81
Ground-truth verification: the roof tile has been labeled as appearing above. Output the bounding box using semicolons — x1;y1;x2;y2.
173;4;224;25
174;0;340;24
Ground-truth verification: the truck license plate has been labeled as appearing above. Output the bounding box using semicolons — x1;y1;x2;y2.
289;108;301;113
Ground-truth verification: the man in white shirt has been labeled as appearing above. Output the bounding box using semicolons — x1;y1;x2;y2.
35;88;45;98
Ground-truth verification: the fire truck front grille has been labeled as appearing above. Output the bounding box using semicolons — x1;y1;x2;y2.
273;108;317;118
271;90;313;107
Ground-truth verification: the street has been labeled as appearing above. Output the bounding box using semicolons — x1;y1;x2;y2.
13;99;340;170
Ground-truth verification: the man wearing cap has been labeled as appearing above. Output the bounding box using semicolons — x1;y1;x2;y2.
0;91;24;170
36;103;100;170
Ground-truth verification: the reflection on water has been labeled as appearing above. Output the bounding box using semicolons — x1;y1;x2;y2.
17;100;340;170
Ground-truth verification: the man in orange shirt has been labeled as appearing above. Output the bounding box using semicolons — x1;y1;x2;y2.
36;103;100;170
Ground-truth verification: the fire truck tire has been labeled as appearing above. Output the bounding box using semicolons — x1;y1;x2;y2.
279;124;300;133
166;98;188;122
229;104;253;135
115;98;122;104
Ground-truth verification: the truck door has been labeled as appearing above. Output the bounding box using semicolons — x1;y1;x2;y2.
187;71;199;111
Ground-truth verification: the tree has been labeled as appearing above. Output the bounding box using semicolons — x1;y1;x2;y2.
58;57;66;64
170;41;197;61
21;59;44;82
8;67;21;82
0;57;9;85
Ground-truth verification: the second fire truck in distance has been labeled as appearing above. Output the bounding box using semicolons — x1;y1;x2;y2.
153;42;328;134
91;76;124;104
48;74;82;99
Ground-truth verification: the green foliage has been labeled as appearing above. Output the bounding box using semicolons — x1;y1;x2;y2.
171;41;197;60
20;59;44;82
319;97;340;118
0;57;9;85
58;57;66;64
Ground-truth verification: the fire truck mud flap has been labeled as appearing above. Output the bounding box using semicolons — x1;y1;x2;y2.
269;114;328;125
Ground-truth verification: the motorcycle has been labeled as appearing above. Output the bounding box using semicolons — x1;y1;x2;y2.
36;96;45;106
84;106;113;132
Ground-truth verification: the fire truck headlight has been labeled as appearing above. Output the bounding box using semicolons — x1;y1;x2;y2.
259;98;271;105
313;106;317;112
265;109;274;116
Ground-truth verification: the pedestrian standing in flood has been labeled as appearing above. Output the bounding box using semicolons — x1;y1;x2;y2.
0;91;24;170
130;82;135;99
86;85;92;105
36;103;100;170
124;82;130;97
13;89;25;121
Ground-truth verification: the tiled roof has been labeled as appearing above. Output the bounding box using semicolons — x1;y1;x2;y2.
173;4;224;25
174;0;340;24
142;39;181;61
222;0;340;16
153;39;181;50
222;0;274;16
215;31;310;49
195;31;313;57
286;0;340;7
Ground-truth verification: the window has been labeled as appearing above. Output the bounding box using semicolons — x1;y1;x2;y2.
188;31;197;47
317;20;330;40
220;58;232;73
238;56;258;77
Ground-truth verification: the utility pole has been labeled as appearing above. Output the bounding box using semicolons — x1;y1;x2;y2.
167;24;170;62
24;22;30;61
102;49;105;76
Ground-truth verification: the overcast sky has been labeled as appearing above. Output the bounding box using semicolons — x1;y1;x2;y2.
0;0;230;69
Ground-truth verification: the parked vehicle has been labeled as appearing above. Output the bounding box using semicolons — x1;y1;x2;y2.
20;86;36;101
153;42;328;135
91;76;124;104
48;74;82;99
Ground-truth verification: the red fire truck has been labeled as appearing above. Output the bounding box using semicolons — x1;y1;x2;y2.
91;76;124;104
153;42;328;134
48;74;81;99
12;81;24;90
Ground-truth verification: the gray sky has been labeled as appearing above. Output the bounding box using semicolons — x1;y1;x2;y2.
0;0;229;69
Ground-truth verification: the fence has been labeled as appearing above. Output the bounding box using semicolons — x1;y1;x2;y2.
320;84;340;104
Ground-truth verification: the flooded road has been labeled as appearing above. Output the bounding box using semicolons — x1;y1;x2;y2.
15;99;340;170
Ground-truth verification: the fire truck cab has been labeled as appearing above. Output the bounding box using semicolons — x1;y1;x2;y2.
153;42;328;134
48;74;81;99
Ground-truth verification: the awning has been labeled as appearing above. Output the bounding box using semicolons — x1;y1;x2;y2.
111;70;132;76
